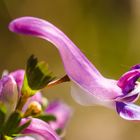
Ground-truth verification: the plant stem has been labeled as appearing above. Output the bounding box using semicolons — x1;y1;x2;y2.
16;94;29;112
46;75;70;88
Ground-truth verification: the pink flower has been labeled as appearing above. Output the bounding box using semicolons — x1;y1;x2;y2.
46;100;72;130
15;118;60;140
9;16;140;121
0;73;19;116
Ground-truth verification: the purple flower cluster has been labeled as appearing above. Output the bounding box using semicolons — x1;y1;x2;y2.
0;70;72;140
9;16;140;121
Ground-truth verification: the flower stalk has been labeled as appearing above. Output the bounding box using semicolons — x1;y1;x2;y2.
46;75;70;88
16;94;29;112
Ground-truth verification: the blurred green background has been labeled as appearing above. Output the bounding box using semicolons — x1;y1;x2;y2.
1;0;140;140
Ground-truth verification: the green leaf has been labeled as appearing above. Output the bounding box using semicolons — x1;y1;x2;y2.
3;112;21;136
0;104;6;133
22;55;55;96
37;114;56;122
3;135;13;140
27;55;55;90
21;74;37;96
14;120;31;134
0;110;6;133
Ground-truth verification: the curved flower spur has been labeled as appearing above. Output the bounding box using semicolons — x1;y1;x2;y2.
9;16;140;121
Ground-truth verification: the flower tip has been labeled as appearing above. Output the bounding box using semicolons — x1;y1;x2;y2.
9;18;19;33
9;16;37;35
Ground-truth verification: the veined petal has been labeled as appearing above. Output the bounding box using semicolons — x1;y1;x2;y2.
46;100;72;130
9;17;123;101
71;82;115;108
117;69;140;94
21;118;60;140
116;102;140;121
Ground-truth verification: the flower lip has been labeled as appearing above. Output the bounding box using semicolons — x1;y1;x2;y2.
116;101;140;121
115;81;140;102
117;69;140;95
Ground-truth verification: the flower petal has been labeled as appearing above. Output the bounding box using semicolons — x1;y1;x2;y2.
130;64;140;70
116;102;140;120
120;94;139;102
10;69;25;91
71;82;115;108
21;118;60;140
9;17;123;101
46;100;72;130
0;75;18;116
15;134;46;140
117;69;140;94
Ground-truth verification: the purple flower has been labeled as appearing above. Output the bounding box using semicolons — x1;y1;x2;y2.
10;69;25;92
24;94;72;131
9;16;140;121
0;69;70;139
0;74;18;116
15;118;60;140
0;69;25;116
46;100;72;131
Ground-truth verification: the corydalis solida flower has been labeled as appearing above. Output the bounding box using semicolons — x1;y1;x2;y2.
9;16;140;121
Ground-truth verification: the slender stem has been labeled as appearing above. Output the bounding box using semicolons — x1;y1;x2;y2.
16;94;29;112
46;75;70;88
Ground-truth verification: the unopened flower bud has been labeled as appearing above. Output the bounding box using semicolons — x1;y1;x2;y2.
0;75;18;117
24;101;42;117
